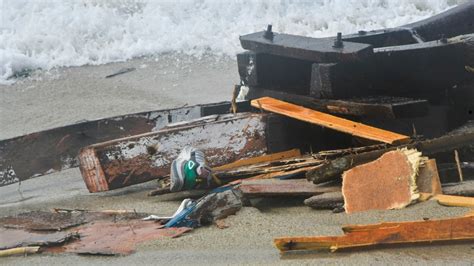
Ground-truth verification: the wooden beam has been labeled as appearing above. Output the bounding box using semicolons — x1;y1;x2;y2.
238;179;339;197
251;97;410;144
79;113;269;193
240;31;373;63
274;215;474;252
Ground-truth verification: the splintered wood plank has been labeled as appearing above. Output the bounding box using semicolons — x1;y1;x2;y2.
79;113;269;192
274;215;474;252
420;193;474;208
238;179;339;197
214;149;301;171
251;97;410;144
341;149;421;214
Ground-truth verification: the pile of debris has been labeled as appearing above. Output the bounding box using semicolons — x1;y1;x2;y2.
1;2;473;257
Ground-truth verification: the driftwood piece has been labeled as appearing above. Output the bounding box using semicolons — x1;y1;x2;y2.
341;149;422;214
251;97;410;144
442;181;474;197
304;192;344;209
307;131;474;184
79;113;269;192
188;189;243;224
274;214;474;252
238;179;339;197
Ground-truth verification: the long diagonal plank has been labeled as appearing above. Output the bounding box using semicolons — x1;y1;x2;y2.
251;97;410;144
274;214;474;252
79;113;270;192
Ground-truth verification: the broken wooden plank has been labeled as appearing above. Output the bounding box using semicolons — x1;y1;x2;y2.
304;192;344;210
416;159;443;194
0;101;251;187
238;179;339;197
274;215;474;252
247;88;428;119
79;113;269;192
307;131;474;184
342;149;422;214
251;97;410;144
240;30;373;63
421;193;474;208
214;149;301;171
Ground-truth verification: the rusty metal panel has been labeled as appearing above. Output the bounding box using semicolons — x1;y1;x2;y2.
79;113;269;192
240;31;373;63
0;102;249;187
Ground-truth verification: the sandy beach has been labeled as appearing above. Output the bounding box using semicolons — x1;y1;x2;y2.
1;55;473;265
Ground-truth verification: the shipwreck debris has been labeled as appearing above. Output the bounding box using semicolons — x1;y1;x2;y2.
341;149;423;214
274;213;474;253
79;113;270;192
251;97;410;144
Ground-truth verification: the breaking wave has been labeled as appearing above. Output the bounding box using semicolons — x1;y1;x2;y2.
0;0;463;84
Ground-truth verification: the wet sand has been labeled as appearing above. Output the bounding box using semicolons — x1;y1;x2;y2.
0;55;473;265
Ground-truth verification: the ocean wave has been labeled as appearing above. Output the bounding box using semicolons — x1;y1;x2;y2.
0;0;462;84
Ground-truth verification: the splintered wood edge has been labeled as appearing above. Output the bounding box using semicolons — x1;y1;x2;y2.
251;97;410;145
78;147;109;192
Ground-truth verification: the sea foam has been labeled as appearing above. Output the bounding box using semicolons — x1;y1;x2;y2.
0;0;463;84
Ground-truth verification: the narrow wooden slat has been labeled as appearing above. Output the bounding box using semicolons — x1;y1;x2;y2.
214;149;301;171
239;179;339;197
274;215;474;252
251;97;410;144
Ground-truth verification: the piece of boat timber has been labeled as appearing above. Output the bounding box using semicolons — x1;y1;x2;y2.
251;97;410;144
238;179;339;197
0;101;250;187
213;149;301;171
274;214;474;252
79;113;269;193
307;131;474;184
416;159;443;195
420;193;474;208
246;88;428;119
240;30;373;63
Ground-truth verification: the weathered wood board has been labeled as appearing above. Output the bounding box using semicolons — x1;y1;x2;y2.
251;97;410;144
79;113;270;192
238;179;339;197
0;101;250;187
274;214;474;252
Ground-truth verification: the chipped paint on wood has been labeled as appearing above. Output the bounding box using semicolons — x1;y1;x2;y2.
79;113;269;192
0;102;231;187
